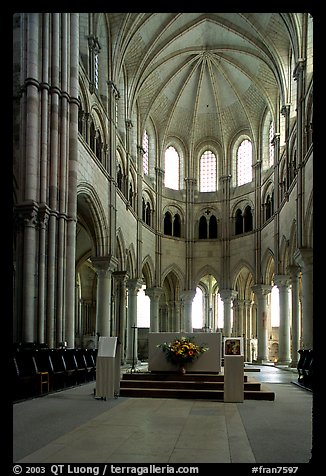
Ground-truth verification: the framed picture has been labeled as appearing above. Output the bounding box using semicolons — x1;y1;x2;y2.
224;337;243;356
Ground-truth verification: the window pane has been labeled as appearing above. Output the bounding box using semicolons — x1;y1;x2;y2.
237;139;252;185
164;146;179;190
143;130;149;175
269;121;274;166
200;150;216;191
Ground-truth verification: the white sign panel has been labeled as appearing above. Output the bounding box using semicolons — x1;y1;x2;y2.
97;336;117;357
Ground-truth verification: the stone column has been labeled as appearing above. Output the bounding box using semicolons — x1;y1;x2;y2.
274;275;291;365
37;205;50;343
288;265;301;367
180;290;196;332
145;287;164;332
244;300;253;362
113;271;128;364
126;279;143;363
174;300;181;332
294;248;313;349
232;300;239;336
219;290;238;337
91;257;116;338
251;285;272;362
18;203;39;342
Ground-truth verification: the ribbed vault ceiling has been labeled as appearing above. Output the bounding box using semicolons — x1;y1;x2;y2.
109;13;296;154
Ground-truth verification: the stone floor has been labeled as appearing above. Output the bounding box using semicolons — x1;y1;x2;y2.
13;364;313;464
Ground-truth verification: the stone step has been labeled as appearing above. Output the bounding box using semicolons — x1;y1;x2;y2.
120;379;261;391
119;386;275;401
121;372;248;382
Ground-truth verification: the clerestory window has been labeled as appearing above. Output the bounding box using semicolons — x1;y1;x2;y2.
237;139;252;186
200;150;217;192
164;146;179;190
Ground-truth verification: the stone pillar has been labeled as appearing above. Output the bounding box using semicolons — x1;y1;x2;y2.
91;257;116;338
145;287;164;332
219;290;238;337
126;279;143;363
274;275;291;365
244;300;253;362
37;205;50;343
294;248;313;349
174;300;181;332
18;203;39;342
288;265;301;367
180;290;196;332
251;285;272;362
113;271;128;364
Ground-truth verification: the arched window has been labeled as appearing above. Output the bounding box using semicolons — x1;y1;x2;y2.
173;213;181;237
244;205;253;232
235;209;243;235
164;211;172;236
265;195;272;221
142;197;146;221
200;150;217;192
95;130;102;161
145;202;151;226
237;139;252;186
129;182;133;208
88;35;100;93
164;146;179;190
209;215;218;239
199;216;207;239
90;119;96;152
143;130;149;175
117;163;123;191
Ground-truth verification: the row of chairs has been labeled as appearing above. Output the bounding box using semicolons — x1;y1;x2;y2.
297;349;313;390
12;346;98;402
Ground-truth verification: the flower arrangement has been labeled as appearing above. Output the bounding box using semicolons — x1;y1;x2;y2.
157;336;209;367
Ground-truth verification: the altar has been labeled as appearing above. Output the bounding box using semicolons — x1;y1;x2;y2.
148;332;222;373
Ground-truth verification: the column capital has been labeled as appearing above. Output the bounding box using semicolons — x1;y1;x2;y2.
273;274;291;288
126;278;144;292
293;247;313;270
251;284;272;297
287;264;301;277
145;287;164;300
180;289;196;303
219;289;238;302
90;255;118;275
112;270;129;283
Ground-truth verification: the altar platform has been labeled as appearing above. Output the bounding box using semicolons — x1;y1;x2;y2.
119;368;275;401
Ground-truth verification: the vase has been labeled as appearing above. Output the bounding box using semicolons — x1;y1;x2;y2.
178;365;186;375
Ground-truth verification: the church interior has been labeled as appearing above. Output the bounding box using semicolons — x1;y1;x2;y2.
12;13;316;465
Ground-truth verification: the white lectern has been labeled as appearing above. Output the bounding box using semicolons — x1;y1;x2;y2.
224;355;244;402
95;337;120;399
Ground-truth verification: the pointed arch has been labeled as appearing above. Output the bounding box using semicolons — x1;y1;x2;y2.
279;235;290;275
194;265;220;288
77;182;109;256
261;249;275;285
161;264;185;291
126;243;137;279
116;228;126;270
141;255;155;288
